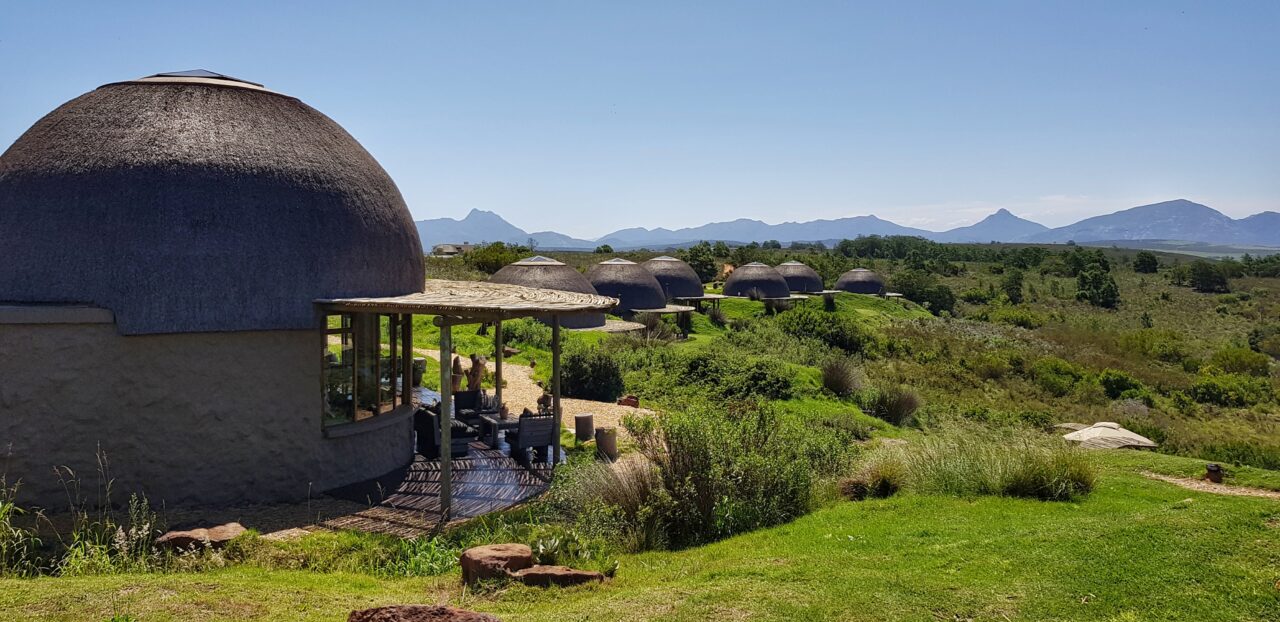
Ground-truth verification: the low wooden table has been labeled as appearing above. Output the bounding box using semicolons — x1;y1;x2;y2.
478;414;520;449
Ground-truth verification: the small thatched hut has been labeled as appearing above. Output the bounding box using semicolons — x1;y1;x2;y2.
835;268;886;295
641;256;705;300
776;261;824;293
722;262;791;299
1063;422;1158;450
0;70;424;509
587;259;668;314
489;256;606;328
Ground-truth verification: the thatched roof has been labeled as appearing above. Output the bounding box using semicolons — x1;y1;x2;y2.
489;256;605;328
835;268;886;294
317;279;617;322
1062;422;1158;450
587;259;668;312
0;71;423;335
722;262;791;299
641;256;704;299
776;261;824;293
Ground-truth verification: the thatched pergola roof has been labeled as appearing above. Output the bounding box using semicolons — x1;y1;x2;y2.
587;259;669;313
776;261;825;293
722;262;791;299
0;71;423;335
316;279;617;321
641;256;705;300
835;268;886;294
1062;422;1158;450
489;256;605;328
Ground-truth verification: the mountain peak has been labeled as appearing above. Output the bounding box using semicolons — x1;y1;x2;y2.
992;208;1015;217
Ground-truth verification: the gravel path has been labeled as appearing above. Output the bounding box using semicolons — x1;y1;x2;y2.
1141;471;1280;500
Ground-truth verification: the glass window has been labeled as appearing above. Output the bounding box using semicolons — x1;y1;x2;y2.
323;312;408;426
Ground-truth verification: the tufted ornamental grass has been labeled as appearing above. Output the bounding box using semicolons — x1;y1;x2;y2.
845;424;1096;502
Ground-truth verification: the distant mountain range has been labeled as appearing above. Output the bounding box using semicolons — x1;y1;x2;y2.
417;199;1279;251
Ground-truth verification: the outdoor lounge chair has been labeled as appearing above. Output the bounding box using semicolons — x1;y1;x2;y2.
452;389;501;427
507;410;556;464
415;407;477;459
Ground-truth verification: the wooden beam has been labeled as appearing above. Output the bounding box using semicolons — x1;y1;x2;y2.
437;316;453;519
494;320;504;411
552;315;562;468
401;314;412;406
388;314;398;407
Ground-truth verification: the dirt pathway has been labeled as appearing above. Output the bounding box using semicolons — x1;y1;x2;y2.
1141;471;1280;500
418;348;651;439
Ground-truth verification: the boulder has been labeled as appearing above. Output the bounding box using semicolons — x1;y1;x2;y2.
616;395;640;408
459;543;533;584
155;522;246;550
513;565;605;588
348;605;500;622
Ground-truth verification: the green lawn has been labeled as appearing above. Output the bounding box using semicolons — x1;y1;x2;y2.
5;455;1277;622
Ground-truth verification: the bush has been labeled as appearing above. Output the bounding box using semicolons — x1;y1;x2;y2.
774;306;876;354
1134;251;1159;273
1209;347;1271;377
561;346;625;402
1076;268;1120;308
621;402;826;547
1098;369;1143;400
859;385;921;426
677;352;795;402
987;306;1046;329
960;288;993;304
820;357;864;397
1031;357;1083;397
847;424;1095;501
890;269;956;315
1189;369;1274;407
706;306;727;327
502;318;552;349
1189;260;1230;293
1248;325;1280;359
461;242;529;274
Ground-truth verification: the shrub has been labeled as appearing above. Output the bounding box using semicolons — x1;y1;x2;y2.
820;357;864;397
706;306;727;327
859;385;921;426
622;402;823;547
1031;357;1083;397
987;306;1046;329
1001;269;1025;304
960;288;993;304
461;242;529;274
1098;369;1143;400
774;306;875;354
1189;260;1230;293
561;345;625;402
549;456;670;551
1248;325;1280;359
502;318;552;349
1189;369;1274;407
677;352;795;401
1134;251;1159;273
1209;347;1271;377
890;269;956;315
849;424;1095;501
1076;268;1120;308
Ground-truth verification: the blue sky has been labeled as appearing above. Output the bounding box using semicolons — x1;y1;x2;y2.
1;1;1277;238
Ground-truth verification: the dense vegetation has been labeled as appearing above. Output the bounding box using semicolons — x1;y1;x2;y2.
2;237;1277;620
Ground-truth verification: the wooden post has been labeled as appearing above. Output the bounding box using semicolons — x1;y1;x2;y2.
494;319;504;410
388;314;398;406
551;315;562;467
401;315;412;401
436;316;453;519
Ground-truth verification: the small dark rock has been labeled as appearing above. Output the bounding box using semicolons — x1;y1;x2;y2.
348;605;500;622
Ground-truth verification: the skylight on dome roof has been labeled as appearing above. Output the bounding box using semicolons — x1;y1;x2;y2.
146;69;264;87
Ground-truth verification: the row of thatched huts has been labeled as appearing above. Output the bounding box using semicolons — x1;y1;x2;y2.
490;255;887;318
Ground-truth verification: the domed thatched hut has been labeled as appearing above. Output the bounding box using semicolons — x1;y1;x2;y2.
835;268;886;295
0;71;424;509
641;256;705;300
587;259;669;315
776;261;824;293
722;262;791;299
489;256;606;328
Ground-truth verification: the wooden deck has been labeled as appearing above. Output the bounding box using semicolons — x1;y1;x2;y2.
319;442;553;537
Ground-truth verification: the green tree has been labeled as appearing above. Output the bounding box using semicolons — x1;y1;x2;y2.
593;244;614;254
1133;251;1159;274
679;241;718;282
762;239;782;249
1000;269;1025;304
890;269;956;316
1075;268;1120;308
1189;260;1230;293
462;241;528;274
712;241;731;257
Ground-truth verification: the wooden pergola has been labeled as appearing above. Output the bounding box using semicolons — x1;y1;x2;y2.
317;279;617;519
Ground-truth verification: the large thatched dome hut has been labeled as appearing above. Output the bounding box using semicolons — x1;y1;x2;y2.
641;256;705;300
0;71;424;509
587;259;668;314
776;261;824;293
835;268;886;294
722;262;791;298
489;256;606;328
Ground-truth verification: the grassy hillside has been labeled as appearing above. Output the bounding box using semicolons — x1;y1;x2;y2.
3;453;1276;621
